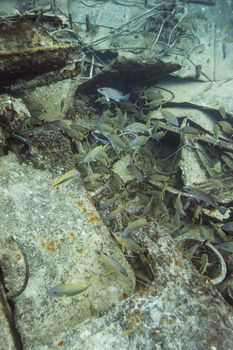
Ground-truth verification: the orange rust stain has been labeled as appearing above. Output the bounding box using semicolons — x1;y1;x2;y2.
175;259;181;267
77;200;87;213
15;253;22;261
123;330;132;338
122;292;128;299
56;340;64;347
166;318;175;325
89;212;100;224
138;287;149;296
69;232;76;241
41;240;58;253
127;311;141;331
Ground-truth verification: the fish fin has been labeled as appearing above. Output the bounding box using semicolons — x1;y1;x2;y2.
123;93;130;101
218;207;227;215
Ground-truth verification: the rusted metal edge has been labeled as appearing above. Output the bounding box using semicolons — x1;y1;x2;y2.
4;63;81;91
0;43;77;58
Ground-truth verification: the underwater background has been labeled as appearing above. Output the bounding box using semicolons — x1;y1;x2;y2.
0;1;233;349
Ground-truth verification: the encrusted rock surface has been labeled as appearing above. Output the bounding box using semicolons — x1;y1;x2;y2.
31;225;233;350
0;95;30;134
0;153;135;349
23;78;79;121
30;128;75;171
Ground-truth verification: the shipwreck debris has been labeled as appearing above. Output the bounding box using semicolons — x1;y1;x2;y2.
0;14;80;88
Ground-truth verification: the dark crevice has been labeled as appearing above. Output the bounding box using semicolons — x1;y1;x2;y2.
0;265;24;350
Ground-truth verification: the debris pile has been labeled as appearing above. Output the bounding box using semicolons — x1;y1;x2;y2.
69;82;233;294
0;15;80;88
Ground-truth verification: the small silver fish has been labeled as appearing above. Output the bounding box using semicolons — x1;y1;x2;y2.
121;218;147;238
113;233;145;254
11;134;32;149
46;279;92;297
127;163;146;183
222;154;233;171
180;126;200;135
213;124;220;144
52;169;80;188
97;87;130;102
218;121;233;135
160;109;179;127
222;222;233;233
184;186;226;214
100;253;128;277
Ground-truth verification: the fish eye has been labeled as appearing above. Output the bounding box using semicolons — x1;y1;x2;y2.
52;291;60;296
46;288;60;296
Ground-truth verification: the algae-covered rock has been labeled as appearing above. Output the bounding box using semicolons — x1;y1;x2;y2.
0;153;135;349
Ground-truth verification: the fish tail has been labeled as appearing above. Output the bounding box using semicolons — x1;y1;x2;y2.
218;206;227;215
124;93;130;101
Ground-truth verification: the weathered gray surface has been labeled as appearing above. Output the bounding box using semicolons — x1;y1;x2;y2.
157;78;233;115
0;153;135;349
32;225;233;350
23;77;79;121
